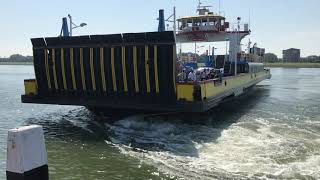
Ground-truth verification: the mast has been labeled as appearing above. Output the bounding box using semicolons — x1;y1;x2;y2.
60;17;69;37
173;6;176;35
68;14;73;36
235;17;241;76
219;0;221;15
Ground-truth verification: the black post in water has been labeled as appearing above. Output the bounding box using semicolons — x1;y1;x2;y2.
6;125;48;180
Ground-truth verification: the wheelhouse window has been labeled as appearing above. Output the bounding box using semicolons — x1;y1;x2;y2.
221;19;225;26
209;18;216;26
187;21;193;27
201;18;208;26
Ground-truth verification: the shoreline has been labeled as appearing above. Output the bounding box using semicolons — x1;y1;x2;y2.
264;62;320;68
0;62;33;65
1;62;320;68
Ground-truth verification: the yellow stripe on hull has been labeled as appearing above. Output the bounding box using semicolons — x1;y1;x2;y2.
133;46;139;93
145;45;150;93
122;46;128;92
154;45;159;93
52;49;59;90
79;48;86;91
60;48;67;90
90;48;96;91
70;48;77;91
202;72;268;99
111;47;117;92
100;47;107;93
177;71;271;102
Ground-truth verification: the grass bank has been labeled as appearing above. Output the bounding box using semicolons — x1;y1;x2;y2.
0;62;33;65
265;62;320;68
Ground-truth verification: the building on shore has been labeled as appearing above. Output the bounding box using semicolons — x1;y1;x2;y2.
249;45;265;62
283;48;301;62
178;53;198;62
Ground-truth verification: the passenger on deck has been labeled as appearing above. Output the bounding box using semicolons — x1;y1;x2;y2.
201;71;206;81
196;71;201;81
220;68;224;74
209;69;215;79
177;73;184;82
177;69;187;82
188;70;196;82
205;69;210;79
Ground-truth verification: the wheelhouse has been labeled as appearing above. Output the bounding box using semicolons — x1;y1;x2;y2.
178;14;229;32
177;4;229;33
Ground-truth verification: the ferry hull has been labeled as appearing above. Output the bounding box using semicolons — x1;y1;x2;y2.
22;71;271;113
21;31;271;113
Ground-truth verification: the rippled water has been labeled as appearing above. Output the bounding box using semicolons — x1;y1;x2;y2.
0;66;319;179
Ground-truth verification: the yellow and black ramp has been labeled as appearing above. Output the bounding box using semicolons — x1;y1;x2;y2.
31;38;48;95
122;33;148;96
30;31;177;106
146;32;177;103
44;36;93;95
90;34;124;95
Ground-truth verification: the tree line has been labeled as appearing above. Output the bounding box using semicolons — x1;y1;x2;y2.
0;54;33;62
1;53;319;63
264;53;320;63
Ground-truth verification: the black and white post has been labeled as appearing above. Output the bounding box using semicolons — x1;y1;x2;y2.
6;125;48;180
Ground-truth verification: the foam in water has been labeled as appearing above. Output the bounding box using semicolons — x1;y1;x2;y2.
104;114;320;179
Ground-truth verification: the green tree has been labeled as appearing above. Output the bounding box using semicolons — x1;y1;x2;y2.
8;54;32;62
264;53;278;63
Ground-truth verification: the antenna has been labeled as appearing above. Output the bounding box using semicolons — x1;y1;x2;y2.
196;0;212;14
249;9;251;29
198;0;202;9
197;0;201;13
248;38;252;54
219;0;221;15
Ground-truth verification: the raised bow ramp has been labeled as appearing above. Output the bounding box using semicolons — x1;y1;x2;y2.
23;32;179;111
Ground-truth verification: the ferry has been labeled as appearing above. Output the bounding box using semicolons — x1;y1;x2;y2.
21;2;271;113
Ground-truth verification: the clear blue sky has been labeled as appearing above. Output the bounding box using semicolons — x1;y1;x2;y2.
0;0;319;57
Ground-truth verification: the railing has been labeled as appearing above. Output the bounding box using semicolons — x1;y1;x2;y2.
226;23;250;32
177;23;249;34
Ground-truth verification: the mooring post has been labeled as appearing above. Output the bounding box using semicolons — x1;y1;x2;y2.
6;125;48;180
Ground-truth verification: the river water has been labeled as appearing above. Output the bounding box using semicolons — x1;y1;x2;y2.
0;65;319;179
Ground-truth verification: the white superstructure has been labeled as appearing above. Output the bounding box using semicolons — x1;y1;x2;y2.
175;1;250;64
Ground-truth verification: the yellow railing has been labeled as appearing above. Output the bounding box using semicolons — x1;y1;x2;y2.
176;71;271;102
24;79;38;95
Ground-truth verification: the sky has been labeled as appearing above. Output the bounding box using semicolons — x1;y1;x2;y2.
0;0;319;58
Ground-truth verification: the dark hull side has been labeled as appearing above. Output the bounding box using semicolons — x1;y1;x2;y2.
22;74;269;113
